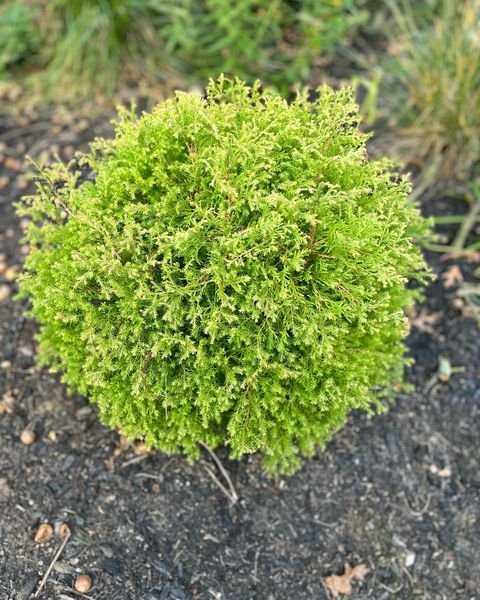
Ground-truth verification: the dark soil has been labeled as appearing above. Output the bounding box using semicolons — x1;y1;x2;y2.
0;110;479;600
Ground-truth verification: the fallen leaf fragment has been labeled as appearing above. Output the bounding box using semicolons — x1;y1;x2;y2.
409;308;443;336
441;265;463;288
324;562;370;598
113;434;131;457
75;574;92;593
133;441;151;456
441;250;480;264
34;523;53;544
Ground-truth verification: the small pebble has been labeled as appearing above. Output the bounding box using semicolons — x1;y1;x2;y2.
73;119;90;134
3;267;17;282
74;574;92;593
53;560;71;574
63;145;75;159
20;429;36;446
34;523;53;544
0;285;10;302
4;156;22;171
405;551;416;567
0;477;11;501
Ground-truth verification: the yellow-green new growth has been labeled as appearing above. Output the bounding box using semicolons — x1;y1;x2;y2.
18;77;430;473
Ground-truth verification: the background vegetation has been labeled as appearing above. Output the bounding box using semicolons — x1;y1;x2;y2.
2;0;478;192
0;0;366;99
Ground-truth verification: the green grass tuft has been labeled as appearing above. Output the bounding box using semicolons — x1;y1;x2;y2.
384;0;480;189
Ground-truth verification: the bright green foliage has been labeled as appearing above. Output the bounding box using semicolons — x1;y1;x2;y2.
18;78;430;473
1;0;365;101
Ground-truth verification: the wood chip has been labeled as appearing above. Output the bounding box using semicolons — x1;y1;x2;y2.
58;522;71;538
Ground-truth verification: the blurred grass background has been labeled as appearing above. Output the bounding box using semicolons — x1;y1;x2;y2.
0;0;367;98
0;0;479;221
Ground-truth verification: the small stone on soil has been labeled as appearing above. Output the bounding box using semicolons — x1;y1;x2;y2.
4;156;22;171
438;466;452;478
20;429;36;445
3;267;18;281
0;284;11;301
405;551;416;567
74;573;92;593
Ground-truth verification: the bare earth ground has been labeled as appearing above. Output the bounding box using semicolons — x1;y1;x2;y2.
0;111;479;600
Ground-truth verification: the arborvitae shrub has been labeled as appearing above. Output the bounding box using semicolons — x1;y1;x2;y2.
18;78;430;473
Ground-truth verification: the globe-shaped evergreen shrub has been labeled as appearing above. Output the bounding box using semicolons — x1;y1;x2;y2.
19;78;430;473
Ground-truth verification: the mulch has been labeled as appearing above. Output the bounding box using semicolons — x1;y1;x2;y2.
0;108;479;600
